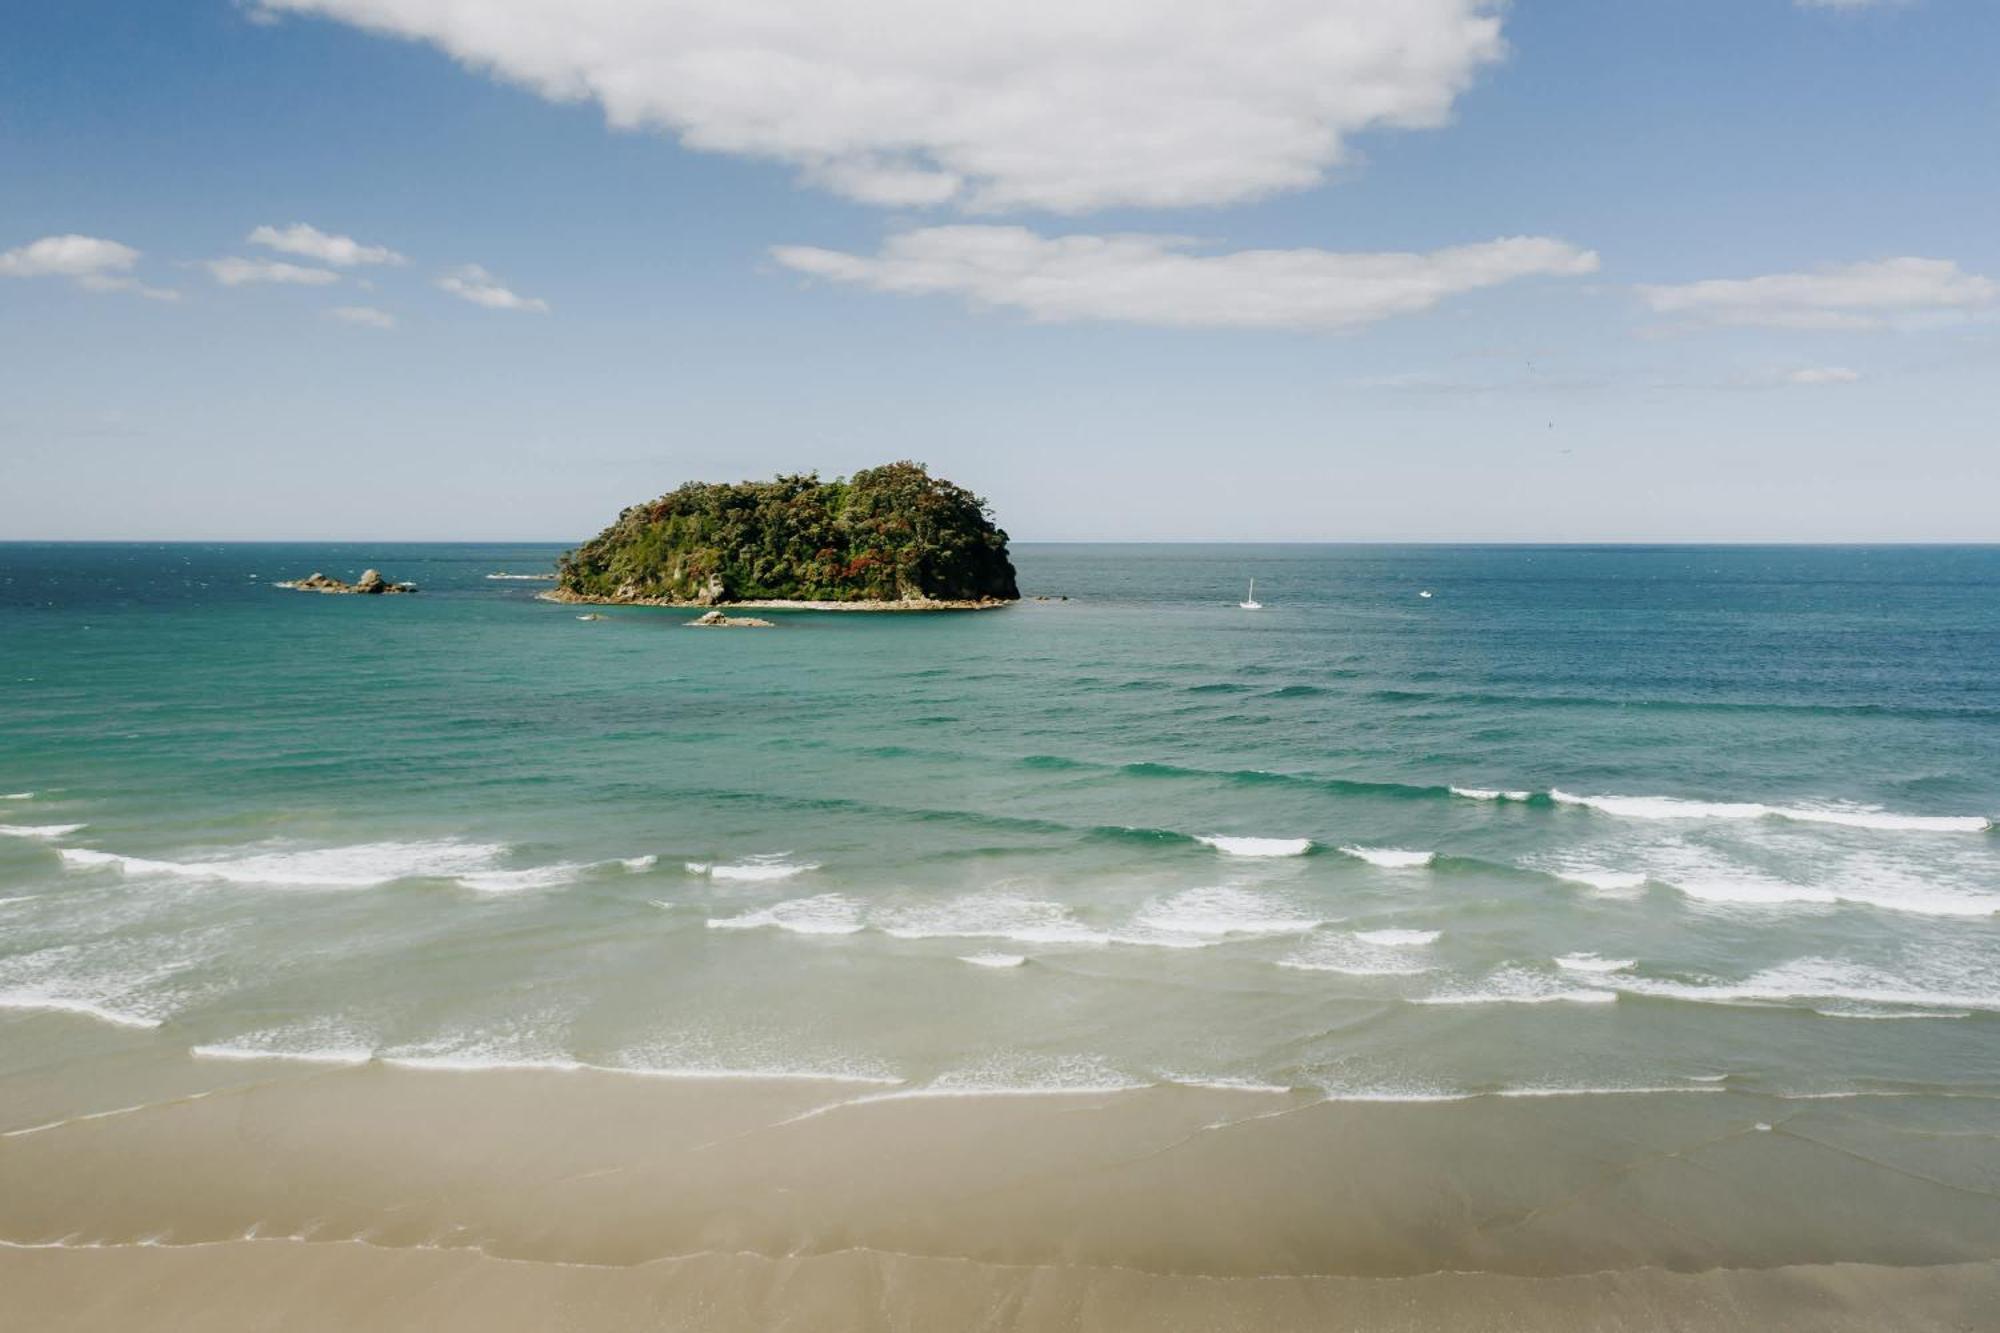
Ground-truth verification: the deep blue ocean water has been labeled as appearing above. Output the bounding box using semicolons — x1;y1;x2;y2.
1;543;1996;1100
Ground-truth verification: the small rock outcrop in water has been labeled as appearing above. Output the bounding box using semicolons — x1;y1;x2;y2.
551;461;1018;609
276;569;417;595
687;610;774;628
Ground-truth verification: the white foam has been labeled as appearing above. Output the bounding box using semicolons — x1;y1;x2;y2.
1618;956;2000;1014
1417;966;1618;1007
1;792;33;800
620;855;658;872
0;823;85;838
1279;932;1434;976
959;952;1027;968
0;990;162;1030
1161;1075;1297;1095
384;1053;587;1074
484;572;553;580
1130;887;1322;940
1549;789;1990;833
1339;846;1436;869
191;1043;373;1067
607;1062;904;1086
926;1052;1147;1097
1553;867;1649;894
879;895;1114;947
1493;1084;1723;1099
1353;929;1440;946
458;863;594;894
60;839;509;889
686;855;820;882
708;893;866;935
1195;835;1313;857
1451;787;1531;802
1556;952;1636;974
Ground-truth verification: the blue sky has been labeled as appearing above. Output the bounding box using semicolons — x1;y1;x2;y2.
3;0;1995;541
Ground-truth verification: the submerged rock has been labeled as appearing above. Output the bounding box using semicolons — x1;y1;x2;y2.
276;569;417;595
687;610;774;628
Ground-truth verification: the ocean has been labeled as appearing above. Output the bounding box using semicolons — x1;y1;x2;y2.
3;541;1997;1101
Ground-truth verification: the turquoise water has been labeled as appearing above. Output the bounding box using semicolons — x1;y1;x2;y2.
2;543;1997;1100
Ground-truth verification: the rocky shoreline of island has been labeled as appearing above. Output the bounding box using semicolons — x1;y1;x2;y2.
537;588;1009;613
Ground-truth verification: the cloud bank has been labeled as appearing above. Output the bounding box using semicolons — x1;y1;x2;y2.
1638;258;1996;331
252;0;1506;213
773;227;1598;331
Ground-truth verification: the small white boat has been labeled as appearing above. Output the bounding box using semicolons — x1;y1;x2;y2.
1419;589;1434;599
1240;579;1263;610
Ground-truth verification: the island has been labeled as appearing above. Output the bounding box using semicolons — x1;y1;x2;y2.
545;461;1019;610
276;569;417;595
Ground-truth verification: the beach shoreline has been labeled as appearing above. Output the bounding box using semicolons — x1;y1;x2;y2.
4;1037;1998;1328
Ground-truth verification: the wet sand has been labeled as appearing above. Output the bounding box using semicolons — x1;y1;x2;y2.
4;1039;1999;1328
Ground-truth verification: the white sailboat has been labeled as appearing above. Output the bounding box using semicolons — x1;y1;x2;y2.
1240;579;1262;610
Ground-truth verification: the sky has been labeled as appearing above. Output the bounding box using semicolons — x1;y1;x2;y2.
2;0;1996;543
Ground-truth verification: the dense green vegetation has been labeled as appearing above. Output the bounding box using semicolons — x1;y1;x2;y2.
556;462;1019;604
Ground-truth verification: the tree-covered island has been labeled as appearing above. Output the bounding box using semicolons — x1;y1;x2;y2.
549;462;1019;609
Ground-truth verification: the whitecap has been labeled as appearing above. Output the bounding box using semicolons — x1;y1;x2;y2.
485;572;554;580
958;952;1027;969
1195;835;1313;857
686;855;820;882
708;893;866;935
1617;957;2000;1014
878;895;1113;947
0;824;85;839
59;839;509;889
1279;932;1434;976
1353;929;1440;946
1;792;33;800
620;855;658;872
458;863;595;894
1417;966;1617;1006
1338;846;1436;869
1129;886;1322;941
1549;789;1989;833
1450;787;1531;802
1547;867;1649;894
1556;952;1636;974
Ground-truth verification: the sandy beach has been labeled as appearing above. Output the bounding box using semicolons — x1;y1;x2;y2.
4;1019;1997;1329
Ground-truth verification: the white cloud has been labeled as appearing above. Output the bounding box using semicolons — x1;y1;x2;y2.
329;304;398;328
252;0;1506;214
435;264;548;312
1637;258;1997;332
249;223;407;266
1786;366;1861;385
204;256;343;286
772;227;1599;331
0;234;140;279
0;235;179;300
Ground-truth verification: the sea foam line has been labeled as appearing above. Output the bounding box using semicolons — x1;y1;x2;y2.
1549;789;1990;833
1338;846;1436;869
0;990;162;1030
1194;834;1313;857
0;823;86;839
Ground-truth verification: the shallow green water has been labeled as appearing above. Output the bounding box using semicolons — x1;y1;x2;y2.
2;543;1997;1101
